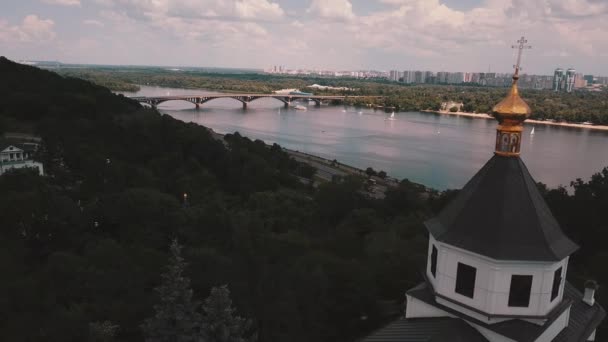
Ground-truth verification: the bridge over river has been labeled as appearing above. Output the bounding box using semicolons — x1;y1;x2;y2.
129;94;382;109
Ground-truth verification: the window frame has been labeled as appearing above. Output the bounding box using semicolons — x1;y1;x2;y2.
455;262;476;299
430;245;438;278
508;274;534;308
551;267;562;301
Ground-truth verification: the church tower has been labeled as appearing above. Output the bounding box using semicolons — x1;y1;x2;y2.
364;37;605;342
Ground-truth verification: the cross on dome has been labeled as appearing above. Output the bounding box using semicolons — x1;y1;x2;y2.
512;36;532;77
491;36;533;157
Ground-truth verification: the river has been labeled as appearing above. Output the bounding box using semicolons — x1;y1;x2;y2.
121;85;608;190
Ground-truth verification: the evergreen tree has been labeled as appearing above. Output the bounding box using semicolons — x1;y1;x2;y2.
202;285;255;342
88;321;119;342
142;239;204;342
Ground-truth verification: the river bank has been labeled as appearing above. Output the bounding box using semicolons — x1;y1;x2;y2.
422;110;608;131
206;127;409;198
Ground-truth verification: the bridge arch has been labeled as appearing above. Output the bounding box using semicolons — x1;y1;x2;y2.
200;96;247;105
247;96;290;106
154;99;199;107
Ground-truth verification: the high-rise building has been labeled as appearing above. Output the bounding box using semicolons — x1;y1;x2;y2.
553;68;564;91
530;75;553;90
415;71;426;83
574;73;587;89
389;70;401;82
363;55;605;342
436;72;448;84
403;70;416;84
448;72;464;84
565;68;576;92
464;73;473;83
584;75;595;85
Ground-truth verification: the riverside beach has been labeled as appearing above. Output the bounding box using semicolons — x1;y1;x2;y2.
422;110;608;131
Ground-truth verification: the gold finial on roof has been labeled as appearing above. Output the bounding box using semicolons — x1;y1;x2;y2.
492;37;532;157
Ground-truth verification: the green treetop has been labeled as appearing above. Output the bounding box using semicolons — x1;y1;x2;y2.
202;285;256;342
142;239;204;342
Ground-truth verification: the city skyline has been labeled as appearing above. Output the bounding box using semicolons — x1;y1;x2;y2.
266;66;607;90
2;0;608;74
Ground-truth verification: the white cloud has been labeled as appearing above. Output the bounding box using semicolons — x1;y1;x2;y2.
547;0;608;17
42;0;81;6
235;0;284;19
0;15;57;43
341;0;608;68
307;0;355;20
8;0;608;73
83;19;105;27
97;0;284;21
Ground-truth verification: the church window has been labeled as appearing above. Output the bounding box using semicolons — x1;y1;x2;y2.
455;263;476;298
551;267;562;301
430;246;438;278
509;275;533;307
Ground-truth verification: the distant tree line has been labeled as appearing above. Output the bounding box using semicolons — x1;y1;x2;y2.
55;67;608;125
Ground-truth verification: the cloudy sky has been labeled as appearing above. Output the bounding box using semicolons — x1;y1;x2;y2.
1;0;607;74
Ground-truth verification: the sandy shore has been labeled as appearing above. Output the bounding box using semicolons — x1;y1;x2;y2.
423;110;608;131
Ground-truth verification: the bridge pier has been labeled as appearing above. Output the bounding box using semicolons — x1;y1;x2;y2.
195;103;200;109
284;102;290;108
243;102;248;110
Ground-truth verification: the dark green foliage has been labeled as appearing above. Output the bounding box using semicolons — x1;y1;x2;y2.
89;321;120;342
202;285;255;342
0;57;435;342
537;170;608;337
365;167;377;177
142;240;203;342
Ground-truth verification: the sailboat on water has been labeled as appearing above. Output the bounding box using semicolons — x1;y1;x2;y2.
385;112;396;121
531;126;535;135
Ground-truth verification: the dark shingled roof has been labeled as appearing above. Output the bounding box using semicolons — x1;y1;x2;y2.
405;281;605;342
553;284;606;342
425;155;579;261
362;317;488;342
0;141;38;153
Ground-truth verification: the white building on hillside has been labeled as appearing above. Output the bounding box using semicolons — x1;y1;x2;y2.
0;143;44;176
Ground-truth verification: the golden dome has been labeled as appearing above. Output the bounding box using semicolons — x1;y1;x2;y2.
491;37;532;157
492;76;531;121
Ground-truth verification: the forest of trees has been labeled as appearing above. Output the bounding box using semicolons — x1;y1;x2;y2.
1;57;607;341
55;66;608;125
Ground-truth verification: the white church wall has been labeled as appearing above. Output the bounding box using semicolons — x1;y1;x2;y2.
436;297;511;324
428;235;569;318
